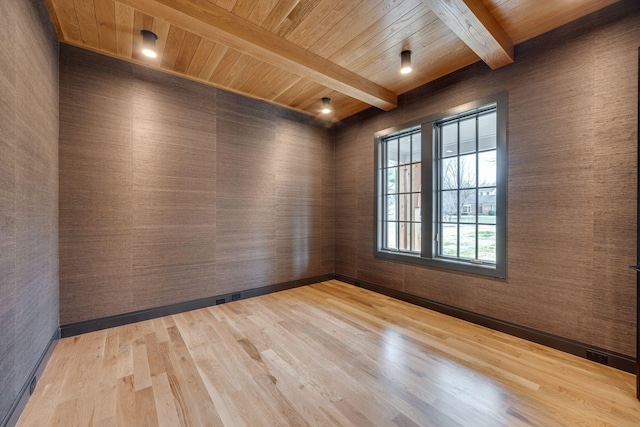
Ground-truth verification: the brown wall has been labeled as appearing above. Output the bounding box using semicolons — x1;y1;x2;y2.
335;0;639;357
0;0;59;422
58;45;334;325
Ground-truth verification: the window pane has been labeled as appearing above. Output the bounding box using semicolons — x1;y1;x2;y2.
478;150;496;187
387;138;398;166
386;222;398;250
399;194;411;221
399;136;411;165
378;127;422;256
399;223;411;251
478;225;496;262
441;224;457;256
459;189;476;223
441;190;457;223
412;163;421;192
459;224;476;259
412;133;421;162
459;154;476;188
478;188;496;223
441;157;457;190
399;165;411;193
386;167;397;193
459;117;476;154
412;193;421;221
478;112;496;150
412;223;421;252
441;123;457;156
386;195;397;220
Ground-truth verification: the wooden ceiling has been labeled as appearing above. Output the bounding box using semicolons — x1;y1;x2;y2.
44;0;618;122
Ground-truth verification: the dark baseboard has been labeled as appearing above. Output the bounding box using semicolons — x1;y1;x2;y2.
238;274;334;299
2;328;60;427
334;274;636;374
61;274;335;338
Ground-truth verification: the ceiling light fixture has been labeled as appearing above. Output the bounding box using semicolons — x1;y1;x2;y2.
141;30;158;58
400;50;412;74
321;97;332;114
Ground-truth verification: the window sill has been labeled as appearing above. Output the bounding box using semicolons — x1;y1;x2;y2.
374;249;505;279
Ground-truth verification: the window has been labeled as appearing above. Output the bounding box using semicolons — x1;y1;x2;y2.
380;127;421;253
375;93;507;278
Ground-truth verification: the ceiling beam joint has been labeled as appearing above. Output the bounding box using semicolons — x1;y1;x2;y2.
426;0;514;70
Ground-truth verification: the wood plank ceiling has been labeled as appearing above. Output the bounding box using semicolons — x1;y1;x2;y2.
44;0;619;122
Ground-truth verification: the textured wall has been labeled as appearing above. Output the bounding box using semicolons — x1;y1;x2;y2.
335;0;639;357
59;45;334;325
0;0;59;422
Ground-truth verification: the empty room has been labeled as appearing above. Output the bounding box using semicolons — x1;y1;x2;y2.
2;0;640;425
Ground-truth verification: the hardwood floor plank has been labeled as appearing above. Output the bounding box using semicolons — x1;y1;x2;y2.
17;280;640;426
151;318;170;344
151;373;182;427
115;375;135;426
165;326;224;426
133;338;152;391
144;333;165;378
135;386;159;427
116;338;134;381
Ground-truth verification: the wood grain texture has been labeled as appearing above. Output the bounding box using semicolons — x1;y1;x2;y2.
116;0;398;111
335;0;639;357
43;0;618;121
427;0;514;69
94;0;118;54
0;0;59;424
483;0;620;45
17;281;640;426
58;46;334;325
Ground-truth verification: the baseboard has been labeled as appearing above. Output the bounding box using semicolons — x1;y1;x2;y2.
61;274;335;338
2;328;60;427
334;274;636;374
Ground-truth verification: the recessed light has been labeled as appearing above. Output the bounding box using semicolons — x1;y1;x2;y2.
400;50;412;74
141;30;158;58
321;97;331;114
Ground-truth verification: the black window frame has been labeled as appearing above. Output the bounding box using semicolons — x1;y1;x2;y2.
378;126;422;255
374;92;507;278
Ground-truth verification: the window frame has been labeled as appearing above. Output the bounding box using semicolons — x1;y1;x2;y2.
374;92;507;278
378;126;422;255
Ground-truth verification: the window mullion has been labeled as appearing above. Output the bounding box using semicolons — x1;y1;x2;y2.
422;123;433;258
409;134;415;251
384;172;388;250
457;121;461;259
382;147;386;249
475;116;479;261
396;138;400;251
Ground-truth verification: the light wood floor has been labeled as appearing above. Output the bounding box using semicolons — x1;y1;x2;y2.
17;280;640;426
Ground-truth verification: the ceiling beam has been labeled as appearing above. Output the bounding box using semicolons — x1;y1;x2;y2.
426;0;514;70
117;0;397;111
